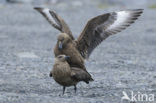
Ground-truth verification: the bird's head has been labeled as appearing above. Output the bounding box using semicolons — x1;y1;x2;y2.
57;33;72;50
56;55;70;62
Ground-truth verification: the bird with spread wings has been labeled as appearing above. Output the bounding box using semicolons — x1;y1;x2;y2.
34;7;143;60
34;7;143;94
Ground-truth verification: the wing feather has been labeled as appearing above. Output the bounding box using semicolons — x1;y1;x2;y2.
34;7;74;40
76;9;143;59
71;67;93;83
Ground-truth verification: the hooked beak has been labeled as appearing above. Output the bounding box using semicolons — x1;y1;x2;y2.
65;56;70;60
58;41;63;50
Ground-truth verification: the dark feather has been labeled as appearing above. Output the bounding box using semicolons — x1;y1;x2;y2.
76;9;143;59
34;7;74;40
71;67;93;84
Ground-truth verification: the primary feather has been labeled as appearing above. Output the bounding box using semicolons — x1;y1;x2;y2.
76;9;143;59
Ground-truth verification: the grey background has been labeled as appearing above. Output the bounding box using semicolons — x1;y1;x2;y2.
0;0;156;103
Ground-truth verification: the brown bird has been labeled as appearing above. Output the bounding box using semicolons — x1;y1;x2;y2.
34;7;143;68
54;33;85;69
49;55;93;94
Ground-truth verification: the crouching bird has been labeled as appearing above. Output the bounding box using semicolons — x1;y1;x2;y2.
34;8;143;69
49;55;93;94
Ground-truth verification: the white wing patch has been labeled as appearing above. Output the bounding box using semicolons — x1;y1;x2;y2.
108;11;130;30
42;8;57;25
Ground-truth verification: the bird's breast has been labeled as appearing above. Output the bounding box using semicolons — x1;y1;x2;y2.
52;63;77;86
54;43;85;68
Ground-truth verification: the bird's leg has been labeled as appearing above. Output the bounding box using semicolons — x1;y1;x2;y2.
63;86;66;95
74;85;77;93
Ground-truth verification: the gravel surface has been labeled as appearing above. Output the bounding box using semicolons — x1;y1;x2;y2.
0;0;156;103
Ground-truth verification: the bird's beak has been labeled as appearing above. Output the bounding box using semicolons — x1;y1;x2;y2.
58;41;63;50
65;56;70;60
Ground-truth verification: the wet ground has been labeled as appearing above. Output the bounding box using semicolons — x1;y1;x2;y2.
0;0;156;103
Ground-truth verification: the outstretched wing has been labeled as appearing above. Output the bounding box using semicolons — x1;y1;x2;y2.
34;7;74;40
76;9;143;59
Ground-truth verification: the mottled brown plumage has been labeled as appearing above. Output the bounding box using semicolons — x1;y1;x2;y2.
50;55;93;94
54;33;85;69
35;7;143;94
34;7;143;61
